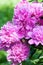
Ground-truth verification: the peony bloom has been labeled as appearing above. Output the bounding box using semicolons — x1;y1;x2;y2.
12;0;37;26
12;0;37;39
12;0;30;25
29;26;43;46
0;22;24;49
7;41;30;65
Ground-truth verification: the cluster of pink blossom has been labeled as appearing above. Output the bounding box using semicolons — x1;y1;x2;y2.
0;22;25;49
7;42;30;65
13;0;43;45
0;21;30;65
0;0;43;65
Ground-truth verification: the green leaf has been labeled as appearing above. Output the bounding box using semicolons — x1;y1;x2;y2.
22;59;35;65
30;45;36;58
0;50;7;63
31;49;42;59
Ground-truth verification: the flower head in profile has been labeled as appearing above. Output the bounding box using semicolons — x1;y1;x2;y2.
0;22;20;49
29;26;43;46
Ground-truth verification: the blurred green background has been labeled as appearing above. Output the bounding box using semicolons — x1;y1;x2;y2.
0;0;21;28
0;0;43;65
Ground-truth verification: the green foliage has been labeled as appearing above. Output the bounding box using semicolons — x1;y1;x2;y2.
0;0;20;28
0;50;11;65
29;0;34;2
29;0;43;2
22;45;43;65
0;62;11;65
0;5;14;28
22;60;35;65
38;0;43;2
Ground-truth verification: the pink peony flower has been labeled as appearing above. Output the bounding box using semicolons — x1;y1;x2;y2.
7;41;30;65
29;26;43;46
12;0;37;39
13;0;37;26
0;22;25;49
